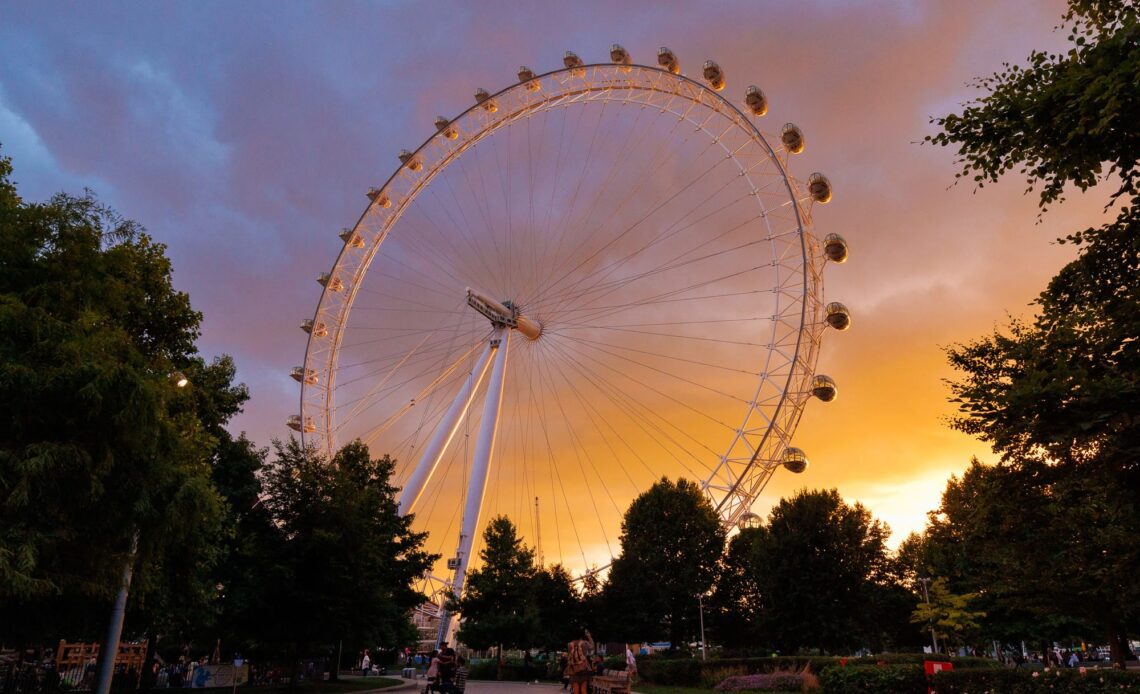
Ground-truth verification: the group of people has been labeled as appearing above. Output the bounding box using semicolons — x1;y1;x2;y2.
422;642;467;693
559;631;638;694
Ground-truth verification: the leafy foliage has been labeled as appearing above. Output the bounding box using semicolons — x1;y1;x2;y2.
603;477;725;646
707;527;769;649
255;438;438;653
932;0;1140;666
931;666;1140;693
734;489;911;654
910;577;985;650
533;563;583;651
818;664;926;694
452;515;539;650
927;0;1140;221
915;460;1136;658
0;151;243;643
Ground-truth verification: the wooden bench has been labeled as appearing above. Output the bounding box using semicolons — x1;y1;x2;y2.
591;668;631;694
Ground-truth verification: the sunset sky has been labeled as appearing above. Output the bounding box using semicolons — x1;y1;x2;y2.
1;1;1115;572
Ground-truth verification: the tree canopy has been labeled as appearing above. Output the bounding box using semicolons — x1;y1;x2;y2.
742;489;909;654
257;438;438;654
603;477;725;647
0;152;244;645
452;515;539;651
932;0;1140;665
928;0;1139;224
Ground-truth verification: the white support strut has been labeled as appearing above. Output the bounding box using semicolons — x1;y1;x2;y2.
438;326;511;644
397;340;496;517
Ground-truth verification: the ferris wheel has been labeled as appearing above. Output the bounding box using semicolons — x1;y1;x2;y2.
290;45;850;640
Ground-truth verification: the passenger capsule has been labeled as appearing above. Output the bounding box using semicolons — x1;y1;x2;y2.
563;50;583;70
657;47;680;74
808;173;832;204
317;272;343;292
702;60;726;91
398;150;423;171
366;187;382;201
339;228;365;248
737;511;762;530
286;414;316;433
825;302;851;331
474;87;498;112
290;367;318;385
781;123;805;154
823;233;849;263
300;319;327;338
434;116;458;140
781;447;809;474
812;374;838;402
610;43;631;69
518;66;541;91
744;85;768;116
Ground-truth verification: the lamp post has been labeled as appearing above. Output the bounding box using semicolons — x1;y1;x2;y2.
93;372;188;694
918;577;940;655
698;595;707;662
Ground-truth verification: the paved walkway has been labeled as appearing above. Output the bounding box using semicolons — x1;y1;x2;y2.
377;679;594;692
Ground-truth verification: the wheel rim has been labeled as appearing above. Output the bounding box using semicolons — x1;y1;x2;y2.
298;62;829;576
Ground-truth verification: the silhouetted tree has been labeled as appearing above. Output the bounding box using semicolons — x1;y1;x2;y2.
603;478;724;647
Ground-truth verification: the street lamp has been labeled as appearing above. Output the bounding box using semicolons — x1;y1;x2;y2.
918;577;940;655
93;372;189;694
698;595;707;662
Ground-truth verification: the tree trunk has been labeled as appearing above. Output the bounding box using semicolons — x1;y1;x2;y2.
1107;623;1130;668
140;634;159;690
327;641;340;682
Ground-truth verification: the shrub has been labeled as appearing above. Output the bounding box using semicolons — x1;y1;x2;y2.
637;657;703;686
715;672;807;692
819;664;926;694
931;666;1140;693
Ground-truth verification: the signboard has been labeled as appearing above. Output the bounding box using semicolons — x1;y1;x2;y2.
190;664;249;688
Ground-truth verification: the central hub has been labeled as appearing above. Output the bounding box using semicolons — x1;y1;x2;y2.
466;287;542;340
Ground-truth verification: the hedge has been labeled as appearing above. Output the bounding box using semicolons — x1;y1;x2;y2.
931;667;1140;693
636;654;999;686
466;654;624;682
819;664;926;693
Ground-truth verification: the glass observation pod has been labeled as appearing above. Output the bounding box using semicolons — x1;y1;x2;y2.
808;173;833;204
781;123;805;154
317;272;343;292
812;374;838;402
824;233;849;263
826;302;851;331
300;319;327;337
702;60;726;91
290;367;318;385
657;46;680;74
434;116;459;140
339;228;365;248
286;414;316;433
737;511;762;529
517;66;541;92
610;44;631;70
745;85;768;117
782;448;809;474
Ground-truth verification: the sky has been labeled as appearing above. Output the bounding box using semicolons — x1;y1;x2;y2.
1;1;1116;573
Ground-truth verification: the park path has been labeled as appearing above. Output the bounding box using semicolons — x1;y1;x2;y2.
377;678;643;693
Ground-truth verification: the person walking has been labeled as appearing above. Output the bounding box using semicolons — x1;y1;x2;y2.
361;650;371;678
564;630;594;694
625;644;637;682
